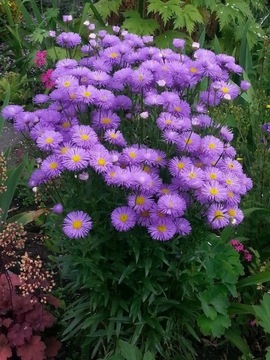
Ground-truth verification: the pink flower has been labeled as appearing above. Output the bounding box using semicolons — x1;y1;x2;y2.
34;50;47;67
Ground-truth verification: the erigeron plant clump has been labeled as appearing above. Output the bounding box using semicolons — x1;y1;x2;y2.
2;24;253;241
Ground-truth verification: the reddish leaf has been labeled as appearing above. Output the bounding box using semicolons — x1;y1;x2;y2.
45;337;62;358
2;318;13;328
43;295;61;308
17;335;46;360
0;334;12;360
25;303;55;331
7;322;32;346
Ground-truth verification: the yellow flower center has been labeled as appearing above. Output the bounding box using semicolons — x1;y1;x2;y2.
174;106;182;113
177;162;185;169
157;225;167;232
45;137;53;144
228;163;234;169
136;196;145;205
97;158;106;166
110;52;119;59
186;138;192;145
70;93;76;100
226;179;233;185
61;147;69;154
140;166;149;174
81;134;89;141
228;209;236;217
129;151;137;159
63;81;71;87
209;173;217;180
49;162;58;169
83;91;91;98
138;75;144;81
188;172;196;179
72;220;82;229
210;188;218;195
102;117;111;124
208;142;216;149
214;210;224;219
221;87;229;93
161;188;170;194
165;119;172;124
62;121;71;128
109;171;116;178
228;191;234;198
109;133;117;139
72;155;81;162
190;67;198;73
120;214;128;222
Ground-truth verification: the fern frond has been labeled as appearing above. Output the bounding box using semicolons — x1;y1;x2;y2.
91;0;122;20
123;10;160;36
147;0;183;25
173;4;204;35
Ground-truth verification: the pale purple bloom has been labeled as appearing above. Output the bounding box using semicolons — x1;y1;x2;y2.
57;32;81;48
157;194;186;217
63;211;92;238
52;203;63;214
41;155;63;178
63;15;73;22
78;171;89;181
240;80;251;91
62;147;89;171
36;130;63;151
206;204;229;229
174;218;191;236
147;219;176;241
111;206;137;231
104;129;127;147
1;105;24;120
128;193;155;212
71;125;99;148
172;38;186;49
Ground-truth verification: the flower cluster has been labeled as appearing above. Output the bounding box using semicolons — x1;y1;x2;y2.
0;152;7;194
41;69;55;89
230;239;253;262
2;26;253;241
34;50;47;67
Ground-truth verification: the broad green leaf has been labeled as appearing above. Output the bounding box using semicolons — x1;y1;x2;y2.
0;162;24;223
253;294;270;333
224;330;251;356
243;207;270;217
143;351;155;360
123;11;159;36
7;208;46;225
237;271;270;288
197;314;231;338
228;303;255;316
119;340;140;360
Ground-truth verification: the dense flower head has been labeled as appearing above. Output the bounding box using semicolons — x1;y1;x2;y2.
3;26;253;239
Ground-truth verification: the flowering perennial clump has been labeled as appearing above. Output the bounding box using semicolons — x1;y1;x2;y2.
2;26;253;241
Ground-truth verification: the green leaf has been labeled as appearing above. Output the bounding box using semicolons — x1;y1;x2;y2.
173;4;203;34
243;207;270;217
154;30;186;49
228;303;255;316
238;21;253;76
0;162;24;223
147;0;181;25
119;340;140;360
197;314;231;338
142;351;155;360
91;0;122;21
7;209;46;225
224;329;251;357
123;11;159;36
237;271;270;288
253;294;270;333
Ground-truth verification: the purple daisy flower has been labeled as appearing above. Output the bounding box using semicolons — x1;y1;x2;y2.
36;130;63;151
28;169;48;187
89;148;113;174
33;94;50;104
177;132;201;154
197;180;227;203
63;211;92;239
226;206;244;225
52;203;63;214
104;129;127;147
56;32;81;48
179;165;204;189
206;204;229;229
71;125;99;148
174;218;191;236
76;85;98;104
168;156;193;177
157;194;186;217
92;110;121;130
201;135;224;157
147;218;176;241
41;155;63;178
127;192;155;212
2;105;24;120
111;206;137;232
62;147;89;171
